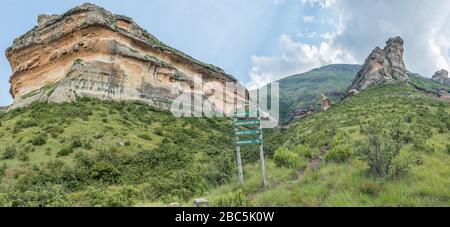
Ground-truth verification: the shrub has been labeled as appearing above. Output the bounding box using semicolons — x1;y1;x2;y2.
293;144;319;160
83;140;93;150
71;137;83;148
18;151;29;162
6;185;72;207
325;144;352;163
0;193;12;207
30;133;47;146
273;147;305;169
2;146;17;160
154;128;164;136
357;123;412;178
0;164;7;178
86;186;139;207
358;181;383;197
446;144;450;155
44;125;64;138
90;161;121;184
210;190;253;207
413;138;434;154
138;134;152;141
57;146;74;157
14;119;37;132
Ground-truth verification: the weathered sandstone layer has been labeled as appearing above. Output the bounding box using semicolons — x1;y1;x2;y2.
347;37;408;95
6;3;246;111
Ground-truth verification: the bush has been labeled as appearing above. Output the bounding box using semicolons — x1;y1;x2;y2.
90;161;121;184
44;125;64;138
154;128;164;136
446;144;450;155
6;185;72;207
86;186;139;207
293;144;319;160
57;146;74;157
2;146;17;160
0;164;7;178
210;190;253;207
0;193;12;207
325;144;352;163
18;151;29;162
30;133;47;146
273;147;305;169
14;119;37;132
71;137;83;148
138;134;152;141
358;181;384;197
412;138;434;154
357;123;413;178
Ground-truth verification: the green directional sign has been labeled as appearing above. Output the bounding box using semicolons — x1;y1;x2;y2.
236;139;262;145
236;129;261;136
235;111;259;117
235;119;260;126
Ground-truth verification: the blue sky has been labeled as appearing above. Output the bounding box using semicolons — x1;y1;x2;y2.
0;0;449;106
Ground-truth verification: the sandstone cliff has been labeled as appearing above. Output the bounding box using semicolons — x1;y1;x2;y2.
432;69;450;86
6;3;246;111
347;37;409;95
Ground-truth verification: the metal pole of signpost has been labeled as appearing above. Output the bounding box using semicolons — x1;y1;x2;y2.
234;96;244;186
257;105;267;188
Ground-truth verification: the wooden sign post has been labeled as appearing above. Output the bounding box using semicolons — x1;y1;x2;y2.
234;107;267;188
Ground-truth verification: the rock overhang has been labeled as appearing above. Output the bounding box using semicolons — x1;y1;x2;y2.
6;3;246;111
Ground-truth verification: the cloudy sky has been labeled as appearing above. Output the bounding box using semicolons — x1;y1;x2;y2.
0;0;449;105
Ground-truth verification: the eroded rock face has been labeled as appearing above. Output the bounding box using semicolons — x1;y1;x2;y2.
321;95;332;111
348;37;408;94
6;3;246;111
432;69;450;85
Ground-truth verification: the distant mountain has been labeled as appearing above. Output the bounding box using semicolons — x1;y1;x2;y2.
276;64;361;122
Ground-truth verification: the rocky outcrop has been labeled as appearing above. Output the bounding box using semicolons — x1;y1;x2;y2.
321;95;332;111
347;37;409;94
291;108;315;119
432;69;450;85
6;3;246;111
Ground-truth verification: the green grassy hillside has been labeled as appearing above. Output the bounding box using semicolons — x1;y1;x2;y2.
200;82;450;207
409;73;450;93
1;77;449;207
0;98;269;206
276;64;361;122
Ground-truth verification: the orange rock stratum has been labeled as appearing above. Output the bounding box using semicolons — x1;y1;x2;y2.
6;3;246;111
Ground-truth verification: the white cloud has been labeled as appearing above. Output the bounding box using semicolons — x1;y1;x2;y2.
272;0;286;5
303;16;315;23
331;0;450;77
300;0;336;8
247;34;357;89
248;0;450;88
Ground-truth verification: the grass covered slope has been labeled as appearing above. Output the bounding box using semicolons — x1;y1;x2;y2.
277;64;360;121
0;98;250;206
202;82;450;207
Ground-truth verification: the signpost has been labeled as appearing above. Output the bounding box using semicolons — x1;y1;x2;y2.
234;108;267;188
